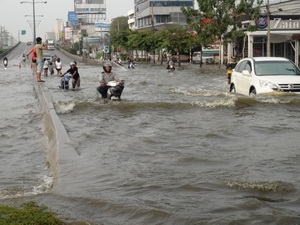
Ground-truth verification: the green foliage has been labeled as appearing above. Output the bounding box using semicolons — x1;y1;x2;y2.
110;17;130;37
111;30;131;51
158;26;193;54
182;0;263;46
0;201;63;225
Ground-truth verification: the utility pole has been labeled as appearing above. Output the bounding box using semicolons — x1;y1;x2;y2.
0;27;2;49
151;2;155;33
266;0;271;57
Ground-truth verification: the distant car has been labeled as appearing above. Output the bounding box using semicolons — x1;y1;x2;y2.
229;57;300;96
27;42;31;46
43;52;52;62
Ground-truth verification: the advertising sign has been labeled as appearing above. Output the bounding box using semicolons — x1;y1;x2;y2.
95;21;110;32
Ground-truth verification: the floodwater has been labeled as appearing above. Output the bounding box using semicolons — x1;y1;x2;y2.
1;43;300;224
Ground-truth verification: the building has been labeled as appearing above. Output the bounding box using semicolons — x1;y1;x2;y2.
243;0;300;65
134;0;194;31
54;19;64;42
66;0;109;56
74;0;106;24
128;9;136;31
45;32;55;41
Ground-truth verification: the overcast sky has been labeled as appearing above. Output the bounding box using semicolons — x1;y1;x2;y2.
0;0;134;42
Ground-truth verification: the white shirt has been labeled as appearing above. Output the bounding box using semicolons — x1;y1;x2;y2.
55;61;62;69
43;60;49;69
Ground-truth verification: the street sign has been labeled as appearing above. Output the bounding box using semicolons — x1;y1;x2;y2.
104;46;109;53
21;30;26;35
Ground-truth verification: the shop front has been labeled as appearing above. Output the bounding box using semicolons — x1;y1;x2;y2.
246;16;300;65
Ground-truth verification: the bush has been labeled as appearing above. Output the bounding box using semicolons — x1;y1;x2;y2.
0;201;63;225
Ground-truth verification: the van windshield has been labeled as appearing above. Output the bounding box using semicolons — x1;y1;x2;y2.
202;50;219;57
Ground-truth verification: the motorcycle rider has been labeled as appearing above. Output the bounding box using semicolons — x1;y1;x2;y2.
97;62;124;99
226;56;237;84
3;57;8;68
128;55;135;69
166;56;175;70
22;53;26;62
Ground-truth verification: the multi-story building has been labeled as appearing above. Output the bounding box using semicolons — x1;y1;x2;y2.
74;0;106;24
134;0;194;31
54;19;64;42
128;9;136;31
66;0;109;56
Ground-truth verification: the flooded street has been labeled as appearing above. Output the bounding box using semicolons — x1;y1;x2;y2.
1;44;300;224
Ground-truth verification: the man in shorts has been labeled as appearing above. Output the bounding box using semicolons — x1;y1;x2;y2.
34;37;47;82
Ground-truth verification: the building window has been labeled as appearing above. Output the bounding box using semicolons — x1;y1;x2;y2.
149;1;193;7
86;0;104;4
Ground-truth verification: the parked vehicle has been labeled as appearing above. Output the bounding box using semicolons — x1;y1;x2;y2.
192;49;219;64
229;57;300;96
43;52;52;62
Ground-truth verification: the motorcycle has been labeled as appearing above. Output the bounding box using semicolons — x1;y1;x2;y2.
58;74;71;90
167;64;175;72
116;59;123;66
3;57;8;68
107;80;125;100
128;62;135;69
22;54;26;62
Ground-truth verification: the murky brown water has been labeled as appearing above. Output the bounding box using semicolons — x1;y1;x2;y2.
1;43;300;224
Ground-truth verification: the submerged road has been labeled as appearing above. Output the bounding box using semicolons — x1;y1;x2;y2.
1;43;300;224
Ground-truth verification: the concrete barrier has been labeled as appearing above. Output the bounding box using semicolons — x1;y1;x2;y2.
32;75;79;190
58;47;103;65
0;42;21;58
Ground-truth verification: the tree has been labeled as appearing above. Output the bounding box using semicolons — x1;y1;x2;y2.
158;26;194;66
182;0;262;67
110;16;132;54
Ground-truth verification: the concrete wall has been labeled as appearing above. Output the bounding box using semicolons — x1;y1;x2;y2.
0;42;21;58
32;75;79;191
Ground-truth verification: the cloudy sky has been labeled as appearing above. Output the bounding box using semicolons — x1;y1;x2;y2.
0;0;134;42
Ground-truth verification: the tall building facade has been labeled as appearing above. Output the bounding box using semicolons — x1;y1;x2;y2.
74;0;106;24
54;19;64;41
134;0;194;30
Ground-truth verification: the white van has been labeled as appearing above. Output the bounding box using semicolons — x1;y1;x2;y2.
192;49;219;64
192;51;202;64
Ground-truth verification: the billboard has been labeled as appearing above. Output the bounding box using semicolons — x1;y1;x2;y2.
95;21;110;32
64;27;73;40
68;11;78;25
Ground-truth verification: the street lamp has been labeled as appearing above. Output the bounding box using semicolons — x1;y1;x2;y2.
20;0;47;44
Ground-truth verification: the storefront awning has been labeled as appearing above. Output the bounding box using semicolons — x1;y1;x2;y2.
270;33;293;43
